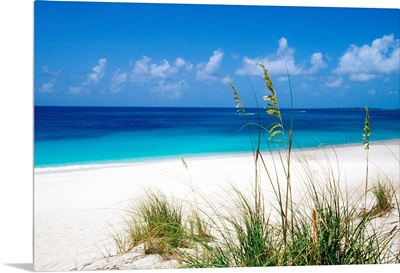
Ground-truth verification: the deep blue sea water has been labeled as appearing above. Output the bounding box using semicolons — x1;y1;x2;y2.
34;107;400;167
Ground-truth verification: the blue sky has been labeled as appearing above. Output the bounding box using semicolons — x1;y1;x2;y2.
34;1;400;108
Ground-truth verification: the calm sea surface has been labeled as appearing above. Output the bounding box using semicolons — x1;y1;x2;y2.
34;107;400;167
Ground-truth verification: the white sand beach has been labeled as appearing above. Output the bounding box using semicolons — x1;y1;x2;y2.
34;140;400;271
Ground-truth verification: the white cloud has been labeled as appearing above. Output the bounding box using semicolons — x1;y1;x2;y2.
150;60;170;78
131;56;151;81
235;57;264;76
335;34;400;80
152;80;188;99
39;65;61;93
235;37;326;76
69;86;89;95
169;57;193;75
85;58;107;85
325;77;343;88
309;52;327;73
39;82;55;93
196;49;225;82
386;90;399;97
174;57;188;67
110;69;128;93
69;58;107;94
349;73;376;82
131;56;192;82
204;50;223;74
277;76;289;82
222;75;233;84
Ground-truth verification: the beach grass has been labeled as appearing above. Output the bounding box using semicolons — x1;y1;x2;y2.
111;63;399;268
370;177;395;217
113;191;189;256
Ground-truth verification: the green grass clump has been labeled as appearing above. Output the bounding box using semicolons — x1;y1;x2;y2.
117;191;188;256
217;188;277;267
370;179;394;217
139;192;187;253
303;170;385;265
179;186;278;268
228;190;275;267
187;211;213;243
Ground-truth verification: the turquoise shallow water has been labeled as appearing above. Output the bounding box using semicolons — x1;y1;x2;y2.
34;107;400;167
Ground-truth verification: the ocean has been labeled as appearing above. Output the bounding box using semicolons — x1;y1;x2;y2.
34;106;400;168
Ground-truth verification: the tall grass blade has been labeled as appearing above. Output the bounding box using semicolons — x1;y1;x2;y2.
259;62;285;143
363;107;371;150
363;107;371;208
229;82;247;117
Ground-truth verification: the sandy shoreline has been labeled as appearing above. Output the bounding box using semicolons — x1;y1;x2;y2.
34;140;400;271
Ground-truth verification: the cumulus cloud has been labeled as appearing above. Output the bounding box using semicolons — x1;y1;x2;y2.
325;77;343;88
69;58;107;94
85;58;107;85
235;57;263;76
236;37;326;76
131;56;151;80
110;69;128;94
386;90;399;97
152;80;189;99
130;56;192;82
69;86;88;95
39;82;55;93
349;73;376;82
196;49;225;82
150;60;170;78
309;52;327;73
335;34;400;81
222;75;233;84
39;65;61;93
169;57;193;75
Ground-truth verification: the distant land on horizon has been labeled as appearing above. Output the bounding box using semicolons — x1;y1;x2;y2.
34;105;400;110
